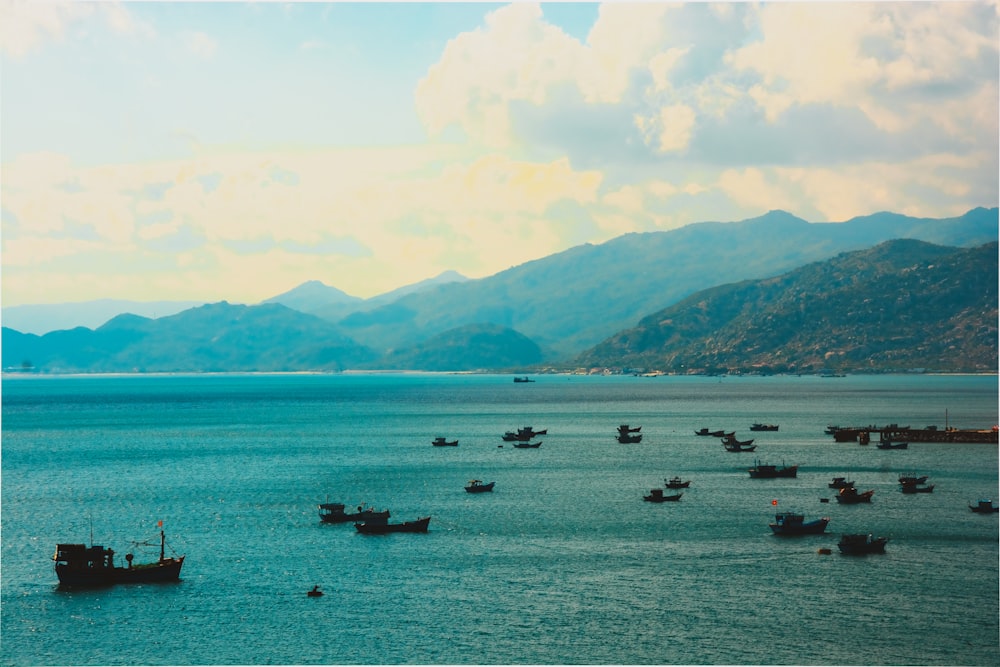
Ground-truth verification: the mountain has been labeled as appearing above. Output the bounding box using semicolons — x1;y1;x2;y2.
325;208;997;357
2;302;376;373
574;240;998;374
0;299;204;335
367;323;544;371
261;280;362;312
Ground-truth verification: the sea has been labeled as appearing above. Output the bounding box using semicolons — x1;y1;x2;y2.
1;372;998;666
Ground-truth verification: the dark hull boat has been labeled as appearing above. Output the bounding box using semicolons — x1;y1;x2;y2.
664;477;691;489
769;512;829;535
432;437;459;446
695;428;726;437
644;489;682;502
617;433;643;443
876;441;908;449
970;499;1000;513
838;533;888;555
465;480;495;493
319;503;390;524
750;423;779;431
512;441;542;448
355;517;431;534
748;460;798;478
53;529;184;587
828;477;855;489
836;487;875;504
900;482;934;494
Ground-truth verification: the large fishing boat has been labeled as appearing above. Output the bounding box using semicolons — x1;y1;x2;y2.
53;527;184;586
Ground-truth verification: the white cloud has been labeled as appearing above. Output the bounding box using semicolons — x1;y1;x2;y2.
183;31;217;59
0;0;149;58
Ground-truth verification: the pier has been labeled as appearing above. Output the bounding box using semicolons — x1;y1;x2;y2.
829;425;998;444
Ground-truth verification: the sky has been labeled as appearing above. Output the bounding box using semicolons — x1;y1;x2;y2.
1;1;997;307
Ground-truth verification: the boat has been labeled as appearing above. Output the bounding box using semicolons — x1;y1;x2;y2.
721;435;754;447
512;441;541;448
643;488;682;502
319;503;390;524
824;425;840;435
969;499;1000;513
828;476;855;489
503;426;546;441
900;481;934;494
307;585;324;597
618;425;641;433
750;423;779;431
355;516;431;534
836;487;875;504
723;441;756;452
695;428;726;437
513;376;534;383
664;476;690;489
464;479;495;493
768;512;829;535
898;474;928;485
617;433;642;443
53;528;184;587
748;460;798;478
837;533;888;555
876;440;908;449
432;437;458;447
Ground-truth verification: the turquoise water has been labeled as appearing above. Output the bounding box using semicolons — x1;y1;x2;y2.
2;373;998;665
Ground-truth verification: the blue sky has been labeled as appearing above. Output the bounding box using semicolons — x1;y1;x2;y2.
1;1;997;306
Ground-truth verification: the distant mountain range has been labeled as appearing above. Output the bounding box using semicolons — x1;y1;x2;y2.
575;239;998;374
2;208;996;374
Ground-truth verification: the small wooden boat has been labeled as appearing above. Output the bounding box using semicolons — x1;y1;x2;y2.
837;533;888;555
750;423;779;431
512;441;541;448
503;426;546;441
307;585;324;597
695;428;726;437
900;482;934;494
836;487;875;504
513;376;534;383
769;512;829;535
723;441;756;452
464;480;495;493
876;440;908;449
355;517;431;534
432;437;459;447
643;489;682;502
969;499;1000;513
664;476;690;489
53;528;185;587
828;477;855;489
319;503;390;524
748;460;798;478
617;433;642;443
898;474;928;485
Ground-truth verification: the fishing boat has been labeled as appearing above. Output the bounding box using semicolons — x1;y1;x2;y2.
768;512;829;535
837;533;888;555
432;437;459;447
900;481;935;494
748;460;798;478
836;487;875;504
464;479;495;493
513;376;534;383
695;428;726;437
618;425;642;433
503;426;546;441
319;503;390;524
876;440;908;449
355;516;431;534
750;423;779;431
643;488;682;502
828;477;855;489
722;434;754;446
898;474;928;485
53;527;184;587
512;441;542;448
664;476;691;489
617;433;643;443
969;499;1000;513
